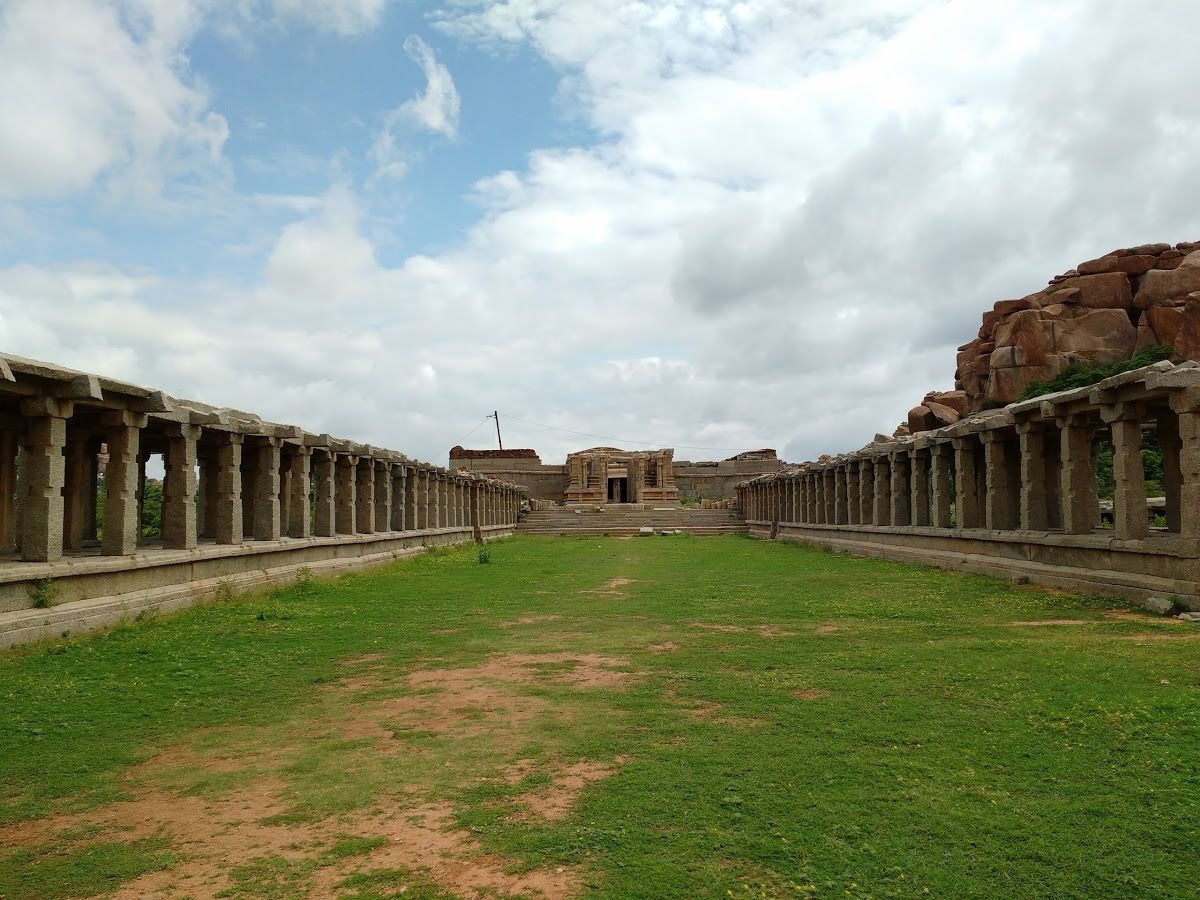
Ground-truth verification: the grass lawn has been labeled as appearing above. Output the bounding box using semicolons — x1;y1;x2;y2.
0;535;1198;899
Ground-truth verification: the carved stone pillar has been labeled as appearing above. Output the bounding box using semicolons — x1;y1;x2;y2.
253;439;282;541
886;453;909;526
396;468;410;532
312;450;335;537
1177;409;1200;538
335;455;357;534
1058;417;1097;534
1017;424;1049;531
101;409;147;555
62;430;91;552
953;436;981;529
858;459;874;525
834;467;847;524
355;458;375;534
981;430;1016;531
18;398;72;562
930;443;953;528
213;432;244;545
1106;406;1149;540
845;465;859;525
909;448;930;527
1158;412;1181;533
872;456;889;526
287;447;311;539
0;429;18;553
162;425;200;550
375;461;393;531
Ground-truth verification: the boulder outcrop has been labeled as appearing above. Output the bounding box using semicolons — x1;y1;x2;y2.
910;242;1200;429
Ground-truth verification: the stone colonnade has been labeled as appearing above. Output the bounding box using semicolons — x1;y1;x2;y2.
738;361;1200;544
0;355;520;563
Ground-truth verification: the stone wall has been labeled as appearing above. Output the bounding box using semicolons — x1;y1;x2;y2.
449;453;570;501
451;447;785;502
740;360;1200;609
0;354;521;647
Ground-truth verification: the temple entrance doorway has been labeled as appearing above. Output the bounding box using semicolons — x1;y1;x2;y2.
607;477;629;503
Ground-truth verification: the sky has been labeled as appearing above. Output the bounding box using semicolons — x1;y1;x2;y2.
1;0;1198;466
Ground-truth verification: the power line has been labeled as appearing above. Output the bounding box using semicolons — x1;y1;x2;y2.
455;417;490;446
497;412;758;453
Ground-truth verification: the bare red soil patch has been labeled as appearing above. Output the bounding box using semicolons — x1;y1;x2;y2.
506;756;631;822
791;689;830;701
689;622;793;637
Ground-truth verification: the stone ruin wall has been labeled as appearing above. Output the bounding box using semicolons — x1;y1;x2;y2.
451;447;784;502
0;354;521;648
908;241;1200;434
740;240;1200;610
449;449;570;501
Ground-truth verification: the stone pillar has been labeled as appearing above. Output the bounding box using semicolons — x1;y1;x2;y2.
930;443;953;528
822;473;833;523
374;461;392;531
312;450;335;537
162;425;200;550
845;465;859;526
1017;424;1049;531
858;460;873;525
872;457;889;526
335;455;357;534
1108;409;1149;540
1059;418;1097;534
0;429;18;552
213;432;244;545
890;452;911;526
953;437;981;529
1177;409;1200;538
909;448;930;527
436;471;445;526
252;440;282;541
1158;412;1181;533
982;431;1015;531
796;476;807;523
287;447;311;538
18;398;72;562
62;432;91;552
101;410;146;556
391;464;406;531
355;458;376;534
197;451;215;540
833;467;847;525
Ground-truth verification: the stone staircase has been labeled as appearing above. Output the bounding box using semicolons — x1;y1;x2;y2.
516;505;746;536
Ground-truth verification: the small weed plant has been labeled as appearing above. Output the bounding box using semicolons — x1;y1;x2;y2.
477;545;492;564
28;578;58;609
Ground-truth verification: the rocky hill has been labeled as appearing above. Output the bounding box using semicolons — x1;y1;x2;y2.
907;241;1200;433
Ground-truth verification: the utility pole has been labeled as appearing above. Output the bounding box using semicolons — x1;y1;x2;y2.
489;410;503;450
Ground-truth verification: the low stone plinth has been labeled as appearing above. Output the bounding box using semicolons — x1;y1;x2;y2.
748;520;1200;609
0;525;514;648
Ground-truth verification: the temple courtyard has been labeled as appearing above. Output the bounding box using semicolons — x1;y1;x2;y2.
1;535;1197;899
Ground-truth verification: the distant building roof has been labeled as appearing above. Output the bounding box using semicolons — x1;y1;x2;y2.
724;449;777;462
449;446;541;460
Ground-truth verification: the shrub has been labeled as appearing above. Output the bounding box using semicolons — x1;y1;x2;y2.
478;545;492;564
1017;345;1175;403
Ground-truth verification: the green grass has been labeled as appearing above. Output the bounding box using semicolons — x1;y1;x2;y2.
1;535;1198;898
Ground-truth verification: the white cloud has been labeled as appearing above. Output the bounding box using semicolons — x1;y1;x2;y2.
4;0;1200;471
0;0;227;198
370;35;460;178
266;0;388;35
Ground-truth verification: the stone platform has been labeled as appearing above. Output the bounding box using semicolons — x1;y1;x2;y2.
0;524;514;648
517;506;745;536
